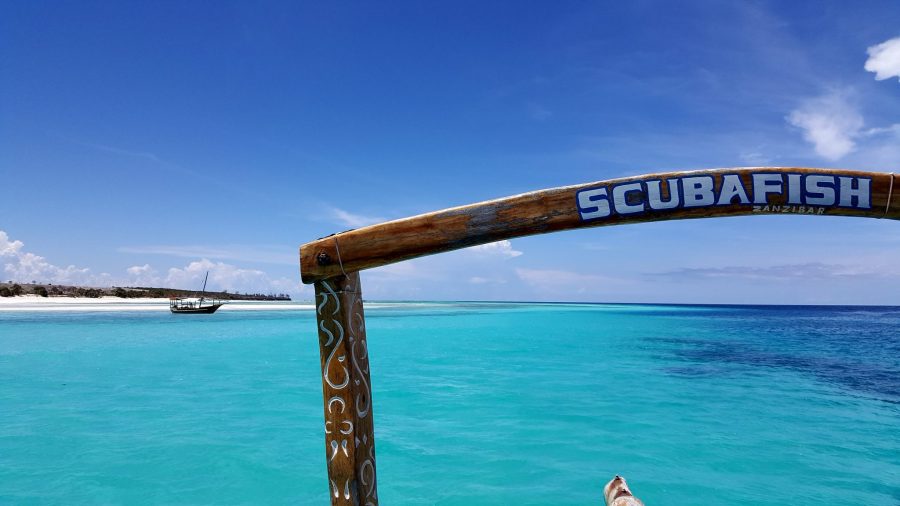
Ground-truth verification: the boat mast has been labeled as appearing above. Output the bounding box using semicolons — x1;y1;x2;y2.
200;271;209;301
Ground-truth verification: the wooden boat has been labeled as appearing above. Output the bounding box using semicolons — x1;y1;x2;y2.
169;297;223;313
169;272;225;314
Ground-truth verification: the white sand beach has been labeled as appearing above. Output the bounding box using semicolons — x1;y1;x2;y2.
0;295;316;312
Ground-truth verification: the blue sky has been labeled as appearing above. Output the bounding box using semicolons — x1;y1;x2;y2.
2;1;900;303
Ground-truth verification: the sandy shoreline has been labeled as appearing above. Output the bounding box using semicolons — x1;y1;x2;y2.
0;295;316;312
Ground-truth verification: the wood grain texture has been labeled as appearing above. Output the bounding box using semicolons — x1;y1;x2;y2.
301;168;898;283
315;273;377;506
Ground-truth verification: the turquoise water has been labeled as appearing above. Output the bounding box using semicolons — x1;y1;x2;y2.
1;303;898;504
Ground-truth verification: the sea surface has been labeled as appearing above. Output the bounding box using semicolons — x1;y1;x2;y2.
1;303;898;505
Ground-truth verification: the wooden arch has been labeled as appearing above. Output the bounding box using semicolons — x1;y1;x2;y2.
299;167;897;505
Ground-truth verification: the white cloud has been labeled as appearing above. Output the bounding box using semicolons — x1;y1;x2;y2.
126;258;302;295
164;258;296;294
468;240;523;258
865;36;900;82
368;240;523;284
468;276;507;285
329;207;387;228
361;241;523;298
0;230;305;296
366;258;443;282
0;232;24;256
517;268;602;286
738;149;774;166
516;268;634;300
125;264;159;286
527;102;552;121
1;230;95;285
652;262;900;281
81;141;165;164
128;258;304;295
118;244;297;265
126;264;154;276
785;39;900;164
862;124;900;137
787;90;863;160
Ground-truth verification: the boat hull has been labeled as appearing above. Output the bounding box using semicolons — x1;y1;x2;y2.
170;304;223;314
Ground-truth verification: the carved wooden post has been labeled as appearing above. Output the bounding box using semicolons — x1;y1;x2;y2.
314;272;377;505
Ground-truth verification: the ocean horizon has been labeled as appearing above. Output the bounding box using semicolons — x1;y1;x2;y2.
1;301;898;504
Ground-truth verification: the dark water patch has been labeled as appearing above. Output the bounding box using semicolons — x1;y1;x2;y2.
640;305;900;405
663;365;738;378
368;309;501;320
643;336;716;347
659;337;900;404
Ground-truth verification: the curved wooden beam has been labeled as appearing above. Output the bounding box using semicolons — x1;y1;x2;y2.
301;167;897;283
